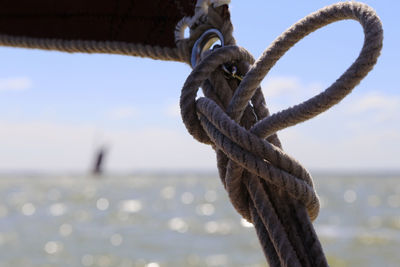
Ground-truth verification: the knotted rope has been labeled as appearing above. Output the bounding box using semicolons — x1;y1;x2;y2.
180;2;383;266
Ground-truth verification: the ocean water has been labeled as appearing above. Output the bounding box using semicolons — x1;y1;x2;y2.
0;173;399;267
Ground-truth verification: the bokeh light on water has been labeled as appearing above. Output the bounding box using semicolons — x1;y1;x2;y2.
0;173;399;266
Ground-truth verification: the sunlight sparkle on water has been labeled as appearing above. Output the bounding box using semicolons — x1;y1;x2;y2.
161;186;175;199
49;203;67;216
44;241;62;254
168;217;188;233
119;200;142;213
205;221;219;234
59;223;73;237
343;190;357;203
181;192;194;204
206;254;228;266
96;198;109;211
196;203;215;216
146;262;160;267
21;202;35;216
110;234;123;246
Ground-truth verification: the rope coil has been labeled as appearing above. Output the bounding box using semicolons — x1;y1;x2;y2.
180;2;383;266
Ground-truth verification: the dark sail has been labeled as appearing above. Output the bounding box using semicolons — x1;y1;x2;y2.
92;146;107;176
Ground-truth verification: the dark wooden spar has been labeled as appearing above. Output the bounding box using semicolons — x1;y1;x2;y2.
0;0;196;61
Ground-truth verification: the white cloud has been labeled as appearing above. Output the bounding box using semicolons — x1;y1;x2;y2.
348;92;400;122
280;127;400;171
0;121;94;171
261;76;324;98
105;127;215;171
165;102;180;118
351;92;399;112
261;76;324;113
106;106;137;120
262;76;300;98
0;77;32;91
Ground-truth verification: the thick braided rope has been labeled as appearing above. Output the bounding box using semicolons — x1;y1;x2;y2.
0;34;190;62
181;2;383;266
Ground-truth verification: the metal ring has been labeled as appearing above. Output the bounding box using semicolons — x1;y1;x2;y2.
191;29;224;68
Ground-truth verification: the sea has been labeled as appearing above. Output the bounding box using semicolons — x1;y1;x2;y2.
0;172;399;267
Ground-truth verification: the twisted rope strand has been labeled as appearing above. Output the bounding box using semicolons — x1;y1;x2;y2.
246;176;302;266
0;33;190;62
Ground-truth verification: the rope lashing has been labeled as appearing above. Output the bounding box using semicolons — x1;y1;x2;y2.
181;2;383;266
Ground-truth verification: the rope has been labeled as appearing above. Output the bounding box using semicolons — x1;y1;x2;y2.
0;33;191;62
180;2;383;266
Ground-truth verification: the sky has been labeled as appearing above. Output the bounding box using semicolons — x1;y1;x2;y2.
0;0;399;173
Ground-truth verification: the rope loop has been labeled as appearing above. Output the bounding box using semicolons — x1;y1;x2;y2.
180;2;383;224
228;2;383;138
180;45;254;144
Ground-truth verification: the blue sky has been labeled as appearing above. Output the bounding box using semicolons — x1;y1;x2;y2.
0;0;399;172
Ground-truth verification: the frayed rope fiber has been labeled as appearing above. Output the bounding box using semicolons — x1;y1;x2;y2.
180;2;383;266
